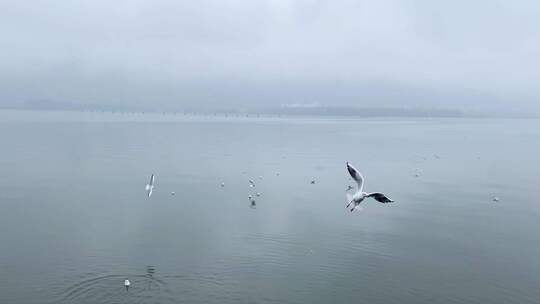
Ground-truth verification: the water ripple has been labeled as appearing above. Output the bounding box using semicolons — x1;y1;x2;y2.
58;272;170;304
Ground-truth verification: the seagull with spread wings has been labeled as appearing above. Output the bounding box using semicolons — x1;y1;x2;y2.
145;174;155;198
346;162;394;212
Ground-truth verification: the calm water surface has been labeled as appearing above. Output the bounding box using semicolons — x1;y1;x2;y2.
0;110;539;303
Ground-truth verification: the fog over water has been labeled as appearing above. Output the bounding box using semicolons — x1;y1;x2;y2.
1;1;540;303
1;1;540;113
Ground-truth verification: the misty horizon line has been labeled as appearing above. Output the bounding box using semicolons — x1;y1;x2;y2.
1;99;538;118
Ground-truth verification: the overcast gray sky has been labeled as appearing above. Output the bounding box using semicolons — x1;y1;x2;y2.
1;0;539;111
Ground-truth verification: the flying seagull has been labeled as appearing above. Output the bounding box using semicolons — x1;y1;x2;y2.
145;174;155;197
345;162;394;212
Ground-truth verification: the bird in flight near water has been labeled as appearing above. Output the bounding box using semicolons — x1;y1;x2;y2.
345;162;394;212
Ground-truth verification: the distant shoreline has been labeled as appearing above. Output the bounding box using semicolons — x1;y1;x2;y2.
0;107;538;119
2;98;539;118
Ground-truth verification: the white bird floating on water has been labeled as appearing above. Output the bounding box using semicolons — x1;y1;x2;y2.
492;196;500;202
145;174;155;197
255;192;261;197
220;182;225;187
345;162;394;212
171;191;175;196
124;279;130;291
249;180;255;187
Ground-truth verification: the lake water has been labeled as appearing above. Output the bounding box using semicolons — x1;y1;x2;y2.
0;110;539;304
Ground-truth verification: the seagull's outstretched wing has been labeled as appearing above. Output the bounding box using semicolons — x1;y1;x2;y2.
149;174;155;186
346;162;364;192
366;192;394;203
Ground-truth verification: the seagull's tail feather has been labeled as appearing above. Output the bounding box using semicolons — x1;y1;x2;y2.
350;206;364;213
346;193;354;208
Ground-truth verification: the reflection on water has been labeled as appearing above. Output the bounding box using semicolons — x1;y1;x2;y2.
145;265;155;291
146;265;155;278
0;111;539;304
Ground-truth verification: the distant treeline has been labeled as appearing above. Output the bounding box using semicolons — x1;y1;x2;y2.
262;106;463;117
4;100;149;112
3;100;463;118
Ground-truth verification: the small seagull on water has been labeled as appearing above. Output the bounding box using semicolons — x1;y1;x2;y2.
145;174;155;197
255;192;261;197
124;279;130;291
345;162;394;212
248;195;256;207
310;179;316;184
171;191;175;196
249;180;255;187
220;182;225;187
492;196;500;202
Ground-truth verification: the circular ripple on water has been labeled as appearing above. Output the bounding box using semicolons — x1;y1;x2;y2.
58;273;172;304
